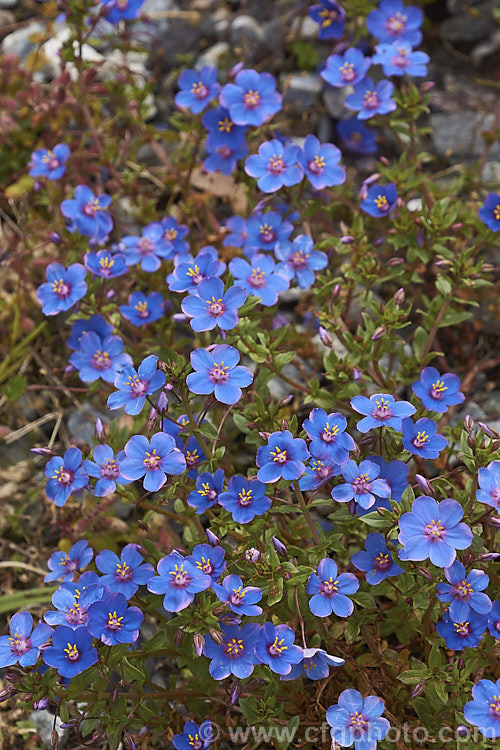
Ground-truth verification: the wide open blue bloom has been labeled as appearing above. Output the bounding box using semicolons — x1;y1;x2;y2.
223;215;248;249
84;248;128;279
245;139;303;193
218;475;271;523
107;355;166;415
213;574;262;616
299;134;345;191
487;601;500;640
147;551;211;612
367;0;423;46
356;456;408;516
326;689;390;750
337;119;378;155
167;246;226;294
436;610;488;651
464;678;500;739
479;193;500;232
331;459;391;510
120;222;165;272
44;447;88;507
181;277;246;332
275;235;327;289
303;408;355;464
0;612;52;668
120;433;186;492
351;533;403;585
187;344;253;405
203;623;260;680
67;314;112;350
281;647;345;681
36;262;87;316
187;543;226;584
321;48;371;88
398;496;473;568
412;366;465;413
220;68;281;127
45;540;93;583
148;216;189;259
255;622;303;676
345;78;397;120
84;444;131;497
161;414;206;479
175;66;220;114
29;143;69;180
187;469;225;514
44;584;103;629
244;210;294;256
299;457;342;491
256;430;309;483
96;543;154;599
401;417;447;459
101;0;145;24
373;41;429;77
361;183;398;217
351;392;415;432
69;331;132;384
436;560;491;623
120;291;165;326
202;106;248;144
229;254;289;306
477;460;500;510
61;185;113;239
43;626;98;679
87;592;143;645
204;134;248;175
309;0;346;40
173;720;213;750
306;558;359;617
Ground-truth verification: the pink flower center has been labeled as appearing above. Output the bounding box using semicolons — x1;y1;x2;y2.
430;380;448;400
353;473;371;494
339;62;356;82
91;350;111;371
290;251;309;270
82;199;100;217
225;638;244;656
308;155;326;175
238;488;253;506
268;155;285;174
135;301;150;318
116;562;133;581
207;296;225;317
101;458;119;479
191;81;209;100
259;223;276;243
363;91;380;110
209;362;229;384
374;552;391;571
453;579;473;600
424;519;445;540
372;398;391;419
138;238;154;255
143;449;162;470
244;89;261;109
127;374;148;398
169;564;190;589
248;268;266;288
216;145;233;160
386;12;407;35
320;577;338;597
106;611;123;631
8;634;30;656
51;279;71;298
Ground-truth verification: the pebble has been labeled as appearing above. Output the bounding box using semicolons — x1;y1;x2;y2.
195;41;230;70
230;13;264;46
440;1;493;43
29;710;69;750
429;112;500;160
322;85;351;120
1;21;46;59
0;0;17;9
282;72;322;109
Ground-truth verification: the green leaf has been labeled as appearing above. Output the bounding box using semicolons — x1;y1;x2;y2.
121;658;146;684
1;374;27;403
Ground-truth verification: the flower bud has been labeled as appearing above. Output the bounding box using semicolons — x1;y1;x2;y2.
379;156;390;166
456;725;468;738
106;288;115;300
359;434;376;446
373;237;384;247
209;628;224;647
157;391;169;413
30;447;56;456
281;419;288;430
371;325;386;340
415;474;434;496
147;408;158;432
231;683;241;704
272;537;287;556
352;367;363;381
340;235;355;244
352;442;361;457
411;682;425;697
95;418;104;440
245;547;260;563
489;517;500;528
348;500;356;516
172;313;188;323
417;567;433;581
318;326;333;347
387;257;405;266
419;81;435;93
271;314;289;329
393;288;405;306
258;431;270;441
478;421;498;437
49;232;62;244
463;415;474;433
481;263;495;273
279;394;294;406
194;634;205;657
206;528;220;546
457;659;465;671
33;698;50;710
174;630;183;646
220;615;241;626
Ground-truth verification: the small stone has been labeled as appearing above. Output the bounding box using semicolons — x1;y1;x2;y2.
0;9;14;25
440;1;493;42
430;112;500;160
291;15;319;40
471;29;500;65
1;21;46;60
29;710;69;750
230;14;264;47
282;72;322;109
195;41;230;70
322;85;351;120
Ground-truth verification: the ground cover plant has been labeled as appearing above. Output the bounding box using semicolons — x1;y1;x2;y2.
0;0;499;748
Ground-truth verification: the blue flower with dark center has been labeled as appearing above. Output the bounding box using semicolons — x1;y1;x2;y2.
477;461;500;510
120;291;165;326
223;215;248;249
367;0;423;46
175;66;220;114
120;433;186;492
412;367;465;413
299;457;342;491
309;0;346;40
220;68;281;127
398;496;473;568
43;625;98;678
202;106;248;143
361;183;398;217
36;262;87;316
107;355;166;415
244;210;294;256
321;48;371;88
101;0;145;24
187;470;225;514
479;192;500;232
187;543;226;584
218;476;271;523
204;135;248;175
229;254;289;306
401;417;447;459
213;574;262;616
173;720;213;750
464;678;500;739
337;119;378;155
326;689;390;750
245;139;303;193
303;408;355;463
45;448;88;507
187;345;253;405
61;185;113;239
87;592;143;645
147;550;211;612
275;234;328;289
299;134;346;191
436;560;491;623
356;456;408;516
181;277;246;332
84;248;128;279
306;558;359;617
69;331;132;384
351;392;415;432
373;42;429;77
436;610;488;650
331;459;391;510
203;623;260;679
0;612;52;668
29;143;69;180
161;414;206;479
167;247;226;295
44;585;103;629
44;540;93;583
281;647;345;681
95;543;154;599
351;533;403;584
120;223;165;272
345;78;397;120
256;430;309;483
67;314;112;350
255;622;303;676
84;445;131;497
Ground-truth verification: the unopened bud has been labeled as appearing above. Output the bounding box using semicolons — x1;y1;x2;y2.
206;528;220;546
373;237;384;247
417;567;433;581
174;629;183;646
332;283;341;298
49;232;62;244
106;288;115;300
451;222;463;231
147;408;158;432
419;81;435;93
30;447;56;456
464;415;474;433
194;634;205;657
359;434;376;446
245;547;260;563
415;474;434;496
393;288;405;306
340;235;355;244
467;435;475;449
172;313;188;323
258;431;270;441
157;391;169;413
318;326;333;347
272;537;287;556
411;682;425;697
352;442;361;457
481;263;495;273
209;628;224;647
279;394;294;406
231;684;241;704
352;367;363;381
220;614;241;626
456;725;468;738
477;551;500;559
489;517;500;528
95;418;104;439
478;421;498;437
457;659;465;671
281;419;288;430
33;698;50;710
348;500;356;516
387;257;405;266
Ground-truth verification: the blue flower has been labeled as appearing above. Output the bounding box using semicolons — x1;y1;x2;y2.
147;551;211;612
436;560;491;623
151;217;189;259
0;612;52;668
464;678;500;739
218;476;271;523
120;223;165;272
244;210;294;255
44;585;103;629
412;367;465;413
161;414;206;478
202;106;248;142
309;0;346;40
275;234;328;289
60;570;101;596
36;262;87;316
367;0;423;46
173;720;213;750
401;417;447;459
101;0;145;24
321;48;371;88
213;574;262;616
299;457;342;491
326;689;390;750
479;193;500;232
203;623;260;679
187;543;226;584
220;68;282;127
398;496;473;568
306;558;359;617
281;647;345;681
356;456;408;516
84;248;128;278
303;408;355;463
187;470;225;514
345;78;397;120
120;291;165;326
95;543;154;599
351;393;416;432
107;355;166;415
84;444;131;497
351;533;403;584
332;459;391;510
120;433;186;492
477;460;500;510
256;430;309;483
204;135;248;175
67;314;112;350
181;277;246;332
187;345;253;405
255;622;303;676
44;540;93;583
229;254;289;306
44;448;88;507
87;592;143;645
436;611;488;650
43;625;98;678
337;119;378;155
487;602;500;640
245;139;303;193
298;134;345;191
61;185;113;239
69;331;132;383
373;42;429;77
361;183;398;217
223;215;248;249
175;66;220;114
167;247;226;295
29;143;69;180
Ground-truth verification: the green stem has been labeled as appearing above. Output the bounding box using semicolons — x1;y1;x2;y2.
293;482;320;545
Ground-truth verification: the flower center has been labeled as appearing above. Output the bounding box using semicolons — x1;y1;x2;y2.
198;482;217;500
228;586;245;607
386;12;407;35
218;117;234;133
138;237;154;255
413;430;430;449
319;8;339;27
8;633;30;655
82;199;100;217
143;448;162;470
186;264;204;285
101;458;119;478
116;0;128;9
169;563;190;589
116;562;133;581
185;449;200;467
91;350;111;371
267;636;287;656
290;250;309;270
126;374;148;397
164;228;178;241
59;554;78;573
238;488;253;506
494;205;500;221
135;301;150;318
67;603;87;625
225;637;244;656
270;447;288;463
392;47;410;68
353;474;371;493
374;552;392;571
268;155;285;174
99;256;115;273
64;642;80;661
363;91;380;110
207;296;225;317
425;519;445;540
53;467;74;485
188;734;204;750
453;621;471;637
453;580;473;600
48;157;60;169
311;460;332;480
339;62;356;82
51;279;71;298
308;155;326;175
106;610;124;631
259;223;276;243
216;145;233;159
209;362;229;384
349;711;368;737
244;89;261;109
321;423;339;443
191;81;209;100
430;380;448;399
249;268;266;288
195;556;213;575
489;696;500;717
320;577;338;597
374;194;390;211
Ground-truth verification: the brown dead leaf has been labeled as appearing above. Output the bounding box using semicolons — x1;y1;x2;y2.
190;167;248;214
